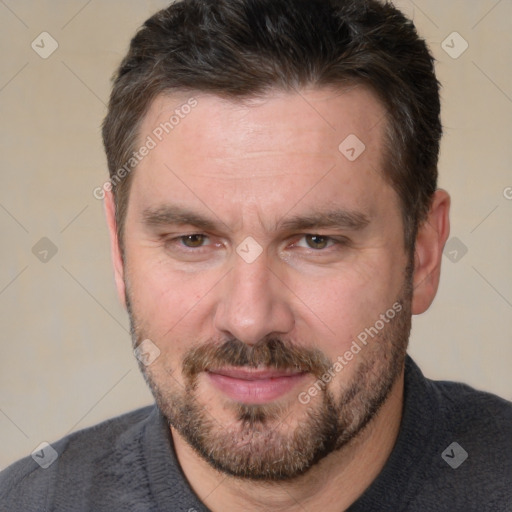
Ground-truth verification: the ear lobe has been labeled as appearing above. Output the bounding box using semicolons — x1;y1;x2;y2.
411;189;451;315
104;189;126;309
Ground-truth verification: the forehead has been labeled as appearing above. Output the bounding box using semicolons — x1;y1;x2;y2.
141;86;386;160
129;86;397;230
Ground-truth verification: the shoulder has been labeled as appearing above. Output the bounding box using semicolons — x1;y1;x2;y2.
0;405;156;509
405;356;512;444
422;377;512;508
430;377;512;435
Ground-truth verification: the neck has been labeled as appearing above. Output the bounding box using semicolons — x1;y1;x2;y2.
171;370;404;512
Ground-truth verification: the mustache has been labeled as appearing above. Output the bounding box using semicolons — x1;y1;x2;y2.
182;337;332;379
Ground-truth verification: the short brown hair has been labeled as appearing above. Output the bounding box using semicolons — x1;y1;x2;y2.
102;0;441;250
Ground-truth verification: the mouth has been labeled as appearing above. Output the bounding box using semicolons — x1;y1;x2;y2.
206;367;308;404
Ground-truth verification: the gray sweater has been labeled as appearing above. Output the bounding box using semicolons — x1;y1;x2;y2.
1;356;511;511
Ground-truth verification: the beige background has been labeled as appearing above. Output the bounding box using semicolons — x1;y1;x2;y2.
0;0;511;469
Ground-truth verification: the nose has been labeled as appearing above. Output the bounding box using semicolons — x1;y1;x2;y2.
213;252;295;345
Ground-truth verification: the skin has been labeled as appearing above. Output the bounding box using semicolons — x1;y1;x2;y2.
104;86;450;511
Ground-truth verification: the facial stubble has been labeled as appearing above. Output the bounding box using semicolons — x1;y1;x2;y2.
126;275;412;481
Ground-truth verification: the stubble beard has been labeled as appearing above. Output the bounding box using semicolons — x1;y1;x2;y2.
126;275;412;481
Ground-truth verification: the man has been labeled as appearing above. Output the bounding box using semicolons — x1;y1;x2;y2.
1;0;511;510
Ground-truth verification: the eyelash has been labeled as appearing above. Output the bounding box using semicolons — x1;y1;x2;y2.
168;234;216;251
165;233;348;251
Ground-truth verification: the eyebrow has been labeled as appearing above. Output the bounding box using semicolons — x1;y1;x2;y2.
141;205;370;233
279;209;370;232
142;206;220;232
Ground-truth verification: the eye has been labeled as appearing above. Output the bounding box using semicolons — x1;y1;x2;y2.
297;234;334;250
179;234;209;248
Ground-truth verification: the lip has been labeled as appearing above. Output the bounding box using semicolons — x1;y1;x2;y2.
206;367;307;404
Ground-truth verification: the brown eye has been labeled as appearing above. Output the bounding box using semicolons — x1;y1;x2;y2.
180;234;207;247
305;234;329;249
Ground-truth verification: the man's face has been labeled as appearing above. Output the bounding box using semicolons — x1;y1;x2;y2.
120;87;412;480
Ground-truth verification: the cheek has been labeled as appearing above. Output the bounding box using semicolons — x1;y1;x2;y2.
289;256;402;357
125;250;220;341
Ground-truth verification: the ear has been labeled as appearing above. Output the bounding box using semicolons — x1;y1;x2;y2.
104;189;126;309
411;189;450;315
